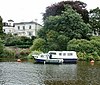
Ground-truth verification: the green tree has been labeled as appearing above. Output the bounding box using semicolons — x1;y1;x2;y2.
36;5;92;52
57;35;69;50
46;30;59;51
89;7;100;35
43;5;92;39
46;30;58;42
0;16;4;39
43;1;89;23
0;16;3;33
0;38;4;54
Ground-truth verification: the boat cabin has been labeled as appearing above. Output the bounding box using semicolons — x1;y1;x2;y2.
48;51;77;63
48;51;77;59
32;51;78;64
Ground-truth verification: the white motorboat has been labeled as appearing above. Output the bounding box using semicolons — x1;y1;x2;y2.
32;51;77;64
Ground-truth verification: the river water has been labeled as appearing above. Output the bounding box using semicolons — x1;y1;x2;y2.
0;61;100;85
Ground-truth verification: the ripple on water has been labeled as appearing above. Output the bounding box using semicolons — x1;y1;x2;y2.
0;62;41;85
0;62;100;85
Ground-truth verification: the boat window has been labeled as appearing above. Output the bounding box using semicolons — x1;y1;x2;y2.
41;55;44;57
46;55;49;57
49;52;56;55
63;53;66;56
59;53;62;56
67;53;73;56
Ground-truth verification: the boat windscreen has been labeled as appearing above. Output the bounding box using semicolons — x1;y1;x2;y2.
49;52;56;55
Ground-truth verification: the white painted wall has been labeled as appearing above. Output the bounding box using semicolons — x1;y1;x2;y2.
3;26;14;34
14;23;41;38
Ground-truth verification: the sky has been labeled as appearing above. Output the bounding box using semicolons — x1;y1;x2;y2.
0;0;100;24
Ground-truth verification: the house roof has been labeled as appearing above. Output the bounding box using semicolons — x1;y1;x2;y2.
3;22;14;27
14;21;42;26
8;19;14;22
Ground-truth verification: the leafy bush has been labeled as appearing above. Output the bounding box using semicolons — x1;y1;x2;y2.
90;36;100;56
27;50;43;62
67;39;100;61
0;47;15;59
4;35;33;48
77;52;87;61
77;52;100;61
20;49;30;56
30;38;46;52
67;39;95;53
16;45;31;48
90;36;100;41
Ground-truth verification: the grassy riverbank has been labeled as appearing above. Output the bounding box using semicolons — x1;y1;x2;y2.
0;46;100;62
0;46;30;61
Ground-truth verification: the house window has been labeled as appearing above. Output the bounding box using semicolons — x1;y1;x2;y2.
9;30;11;32
29;32;32;36
9;23;11;26
29;25;31;29
23;26;25;30
18;26;20;30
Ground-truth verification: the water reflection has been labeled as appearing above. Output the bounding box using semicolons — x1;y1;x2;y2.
43;64;77;85
44;64;77;80
76;61;100;85
0;62;100;85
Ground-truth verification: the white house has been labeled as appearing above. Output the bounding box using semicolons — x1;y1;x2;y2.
3;20;42;38
3;20;15;35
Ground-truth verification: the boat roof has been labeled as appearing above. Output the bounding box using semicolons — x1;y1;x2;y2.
48;51;76;53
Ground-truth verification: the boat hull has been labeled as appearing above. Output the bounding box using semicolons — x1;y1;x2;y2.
45;59;63;64
34;58;63;64
35;59;45;63
63;59;77;64
34;58;77;64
